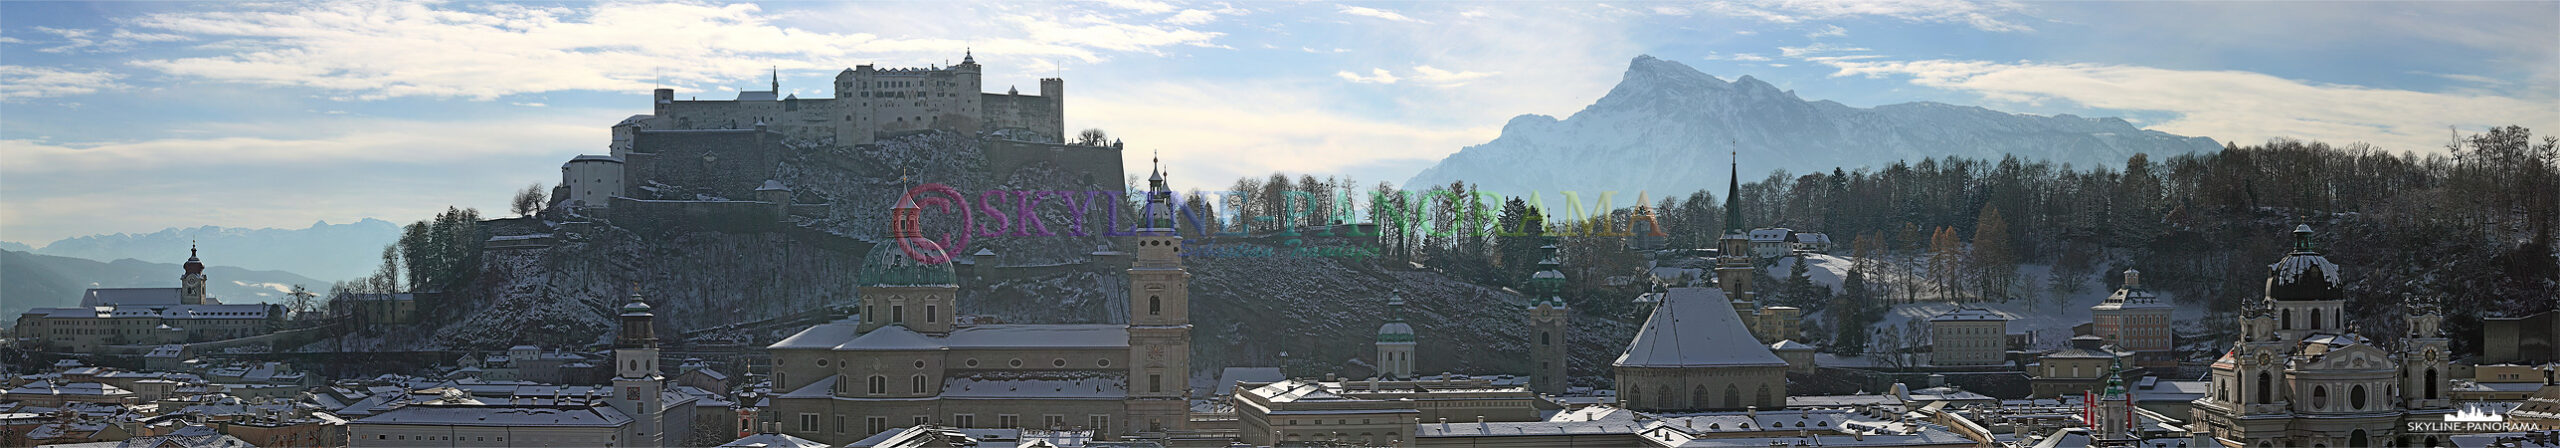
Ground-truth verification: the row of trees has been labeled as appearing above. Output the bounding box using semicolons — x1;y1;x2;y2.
326;207;488;319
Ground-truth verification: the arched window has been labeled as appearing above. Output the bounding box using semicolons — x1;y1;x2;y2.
913;375;927;393
869;375;886;395
1756;384;1773;408
1149;296;1161;316
2427;369;2440;399
2311;311;2322;330
1541;331;1551;346
1723;384;1741;409
2256;371;2273;404
2351;384;2367;410
2282;309;2293;330
2312;385;2329;409
1625;385;1641;408
2349;429;2369;448
1691;386;1708;410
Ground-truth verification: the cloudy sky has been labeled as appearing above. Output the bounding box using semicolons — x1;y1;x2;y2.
2;0;2553;245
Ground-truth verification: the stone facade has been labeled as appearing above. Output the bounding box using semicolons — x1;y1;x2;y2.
2190;226;2457;448
1929;307;2008;366
2092;269;2175;369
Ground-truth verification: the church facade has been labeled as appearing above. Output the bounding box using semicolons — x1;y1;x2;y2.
764;166;1192;445
2189;225;2455;447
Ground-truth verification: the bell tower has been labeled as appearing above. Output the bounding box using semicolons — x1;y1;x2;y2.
1125;157;1192;433
609;285;665;447
180;244;208;305
2403;297;2451;410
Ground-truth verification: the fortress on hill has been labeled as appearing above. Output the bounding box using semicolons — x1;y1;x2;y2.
647;51;1064;146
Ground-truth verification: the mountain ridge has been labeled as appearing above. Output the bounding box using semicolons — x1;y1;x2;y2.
1407;54;2219;197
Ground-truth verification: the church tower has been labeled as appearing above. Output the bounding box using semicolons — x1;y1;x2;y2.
180;244;207;305
1525;244;1571;394
1714;154;1759;327
2403;296;2452;410
857;182;959;334
610;287;665;447
1125;158;1193;433
2091;360;2138;446
1375;295;1416;379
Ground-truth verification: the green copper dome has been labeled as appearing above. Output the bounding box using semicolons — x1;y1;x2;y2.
859;237;956;287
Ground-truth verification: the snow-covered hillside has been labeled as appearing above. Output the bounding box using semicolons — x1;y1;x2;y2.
1406;55;2220;197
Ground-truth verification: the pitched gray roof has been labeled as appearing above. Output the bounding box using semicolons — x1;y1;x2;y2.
1614;287;1788;368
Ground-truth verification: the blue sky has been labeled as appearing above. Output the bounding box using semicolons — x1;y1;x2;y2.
2;0;2554;245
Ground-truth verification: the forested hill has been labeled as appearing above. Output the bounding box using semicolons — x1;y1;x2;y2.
1229;126;2556;358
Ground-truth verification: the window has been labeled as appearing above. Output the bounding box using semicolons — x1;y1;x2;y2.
914;416;929;426
956;414;975;428
927;305;937;323
913;375;927;393
999;414;1019;428
1724;384;1741;409
1098;358;1111;368
866;417;885;435
893;305;905;323
2427;369;2440;399
1092;415;1111;431
1045;415;1066;429
869;375;886;394
2352;384;2368;410
836;415;846;433
800;413;818;432
1054;358;1067;367
2313;385;2329;409
1149;296;1161;315
1541;331;1551;346
2256;371;2274;404
1010;358;1023;368
1151;374;1163;393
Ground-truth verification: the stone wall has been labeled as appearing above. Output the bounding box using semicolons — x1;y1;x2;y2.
627;129;782;200
608;198;789;234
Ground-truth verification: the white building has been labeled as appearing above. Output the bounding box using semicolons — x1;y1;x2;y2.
559;154;626;210
14;247;282;352
1929;307;2010;366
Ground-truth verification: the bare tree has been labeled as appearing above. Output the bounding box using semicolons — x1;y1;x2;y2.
1074;128;1110;146
512;183;546;217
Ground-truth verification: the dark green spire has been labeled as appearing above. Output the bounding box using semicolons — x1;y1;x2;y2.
1723;151;1742;235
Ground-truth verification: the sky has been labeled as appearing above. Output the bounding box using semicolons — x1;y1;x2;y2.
2;0;2554;245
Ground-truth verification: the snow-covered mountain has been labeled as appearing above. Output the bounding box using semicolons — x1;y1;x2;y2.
1406;55;2220;197
28;219;402;282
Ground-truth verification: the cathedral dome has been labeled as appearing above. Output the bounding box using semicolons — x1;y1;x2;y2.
2266;225;2342;301
860;193;955;287
1377;296;1415;343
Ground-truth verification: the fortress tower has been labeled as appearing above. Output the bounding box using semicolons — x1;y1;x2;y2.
645;52;1064;145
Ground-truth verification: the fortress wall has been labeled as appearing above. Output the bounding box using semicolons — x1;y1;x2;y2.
982;93;1062;143
628;129;782;200
608;198;788;234
982;139;1125;192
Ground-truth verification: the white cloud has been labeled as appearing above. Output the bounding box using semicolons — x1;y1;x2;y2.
1699;0;2033;32
1807;24;1848;38
1080;82;1497;189
1705;52;1772;61
1409;66;1496;86
120;1;1222;100
1087;0;1176;14
1338;68;1399;84
1778;43;1870;57
1165;9;1219;25
0;65;125;101
1339;6;1430;24
1809;57;2560;153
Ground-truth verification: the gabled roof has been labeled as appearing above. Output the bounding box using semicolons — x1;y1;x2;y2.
1614;287;1788;368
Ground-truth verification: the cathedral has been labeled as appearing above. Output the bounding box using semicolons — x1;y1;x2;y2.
1612;157;1791;412
763;164;1192;445
2190;225;2454;447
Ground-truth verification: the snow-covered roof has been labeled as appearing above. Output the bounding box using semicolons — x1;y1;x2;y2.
768;318;862;350
25;303;272;320
1791;233;1833;244
835;325;943;351
942;324;1128;350
1770;340;1814;351
1748;228;1793;242
566;154;623;164
1614;287;1788;368
1930;307;2008;322
720;432;831;448
735;91;778;101
353;404;632;427
1217;367;1285;396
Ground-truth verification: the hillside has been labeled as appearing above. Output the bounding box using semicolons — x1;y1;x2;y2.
1406;55;2219;196
0;249;326;318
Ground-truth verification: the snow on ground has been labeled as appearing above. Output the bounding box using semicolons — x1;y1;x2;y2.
1789;254;2214;353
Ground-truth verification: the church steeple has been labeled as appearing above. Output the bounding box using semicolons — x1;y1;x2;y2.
770;66;780;93
1723;151;1742;235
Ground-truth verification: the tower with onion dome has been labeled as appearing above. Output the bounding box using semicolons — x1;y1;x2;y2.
180;244;207;305
1375;295;1416;379
610;285;666;447
856;183;959;335
1524;244;1571;394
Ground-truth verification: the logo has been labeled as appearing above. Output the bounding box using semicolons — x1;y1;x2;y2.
2410;402;2539;434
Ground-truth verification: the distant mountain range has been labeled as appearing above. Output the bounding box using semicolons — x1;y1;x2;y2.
1406;55;2220;197
0;249;327;318
18;219;402;282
